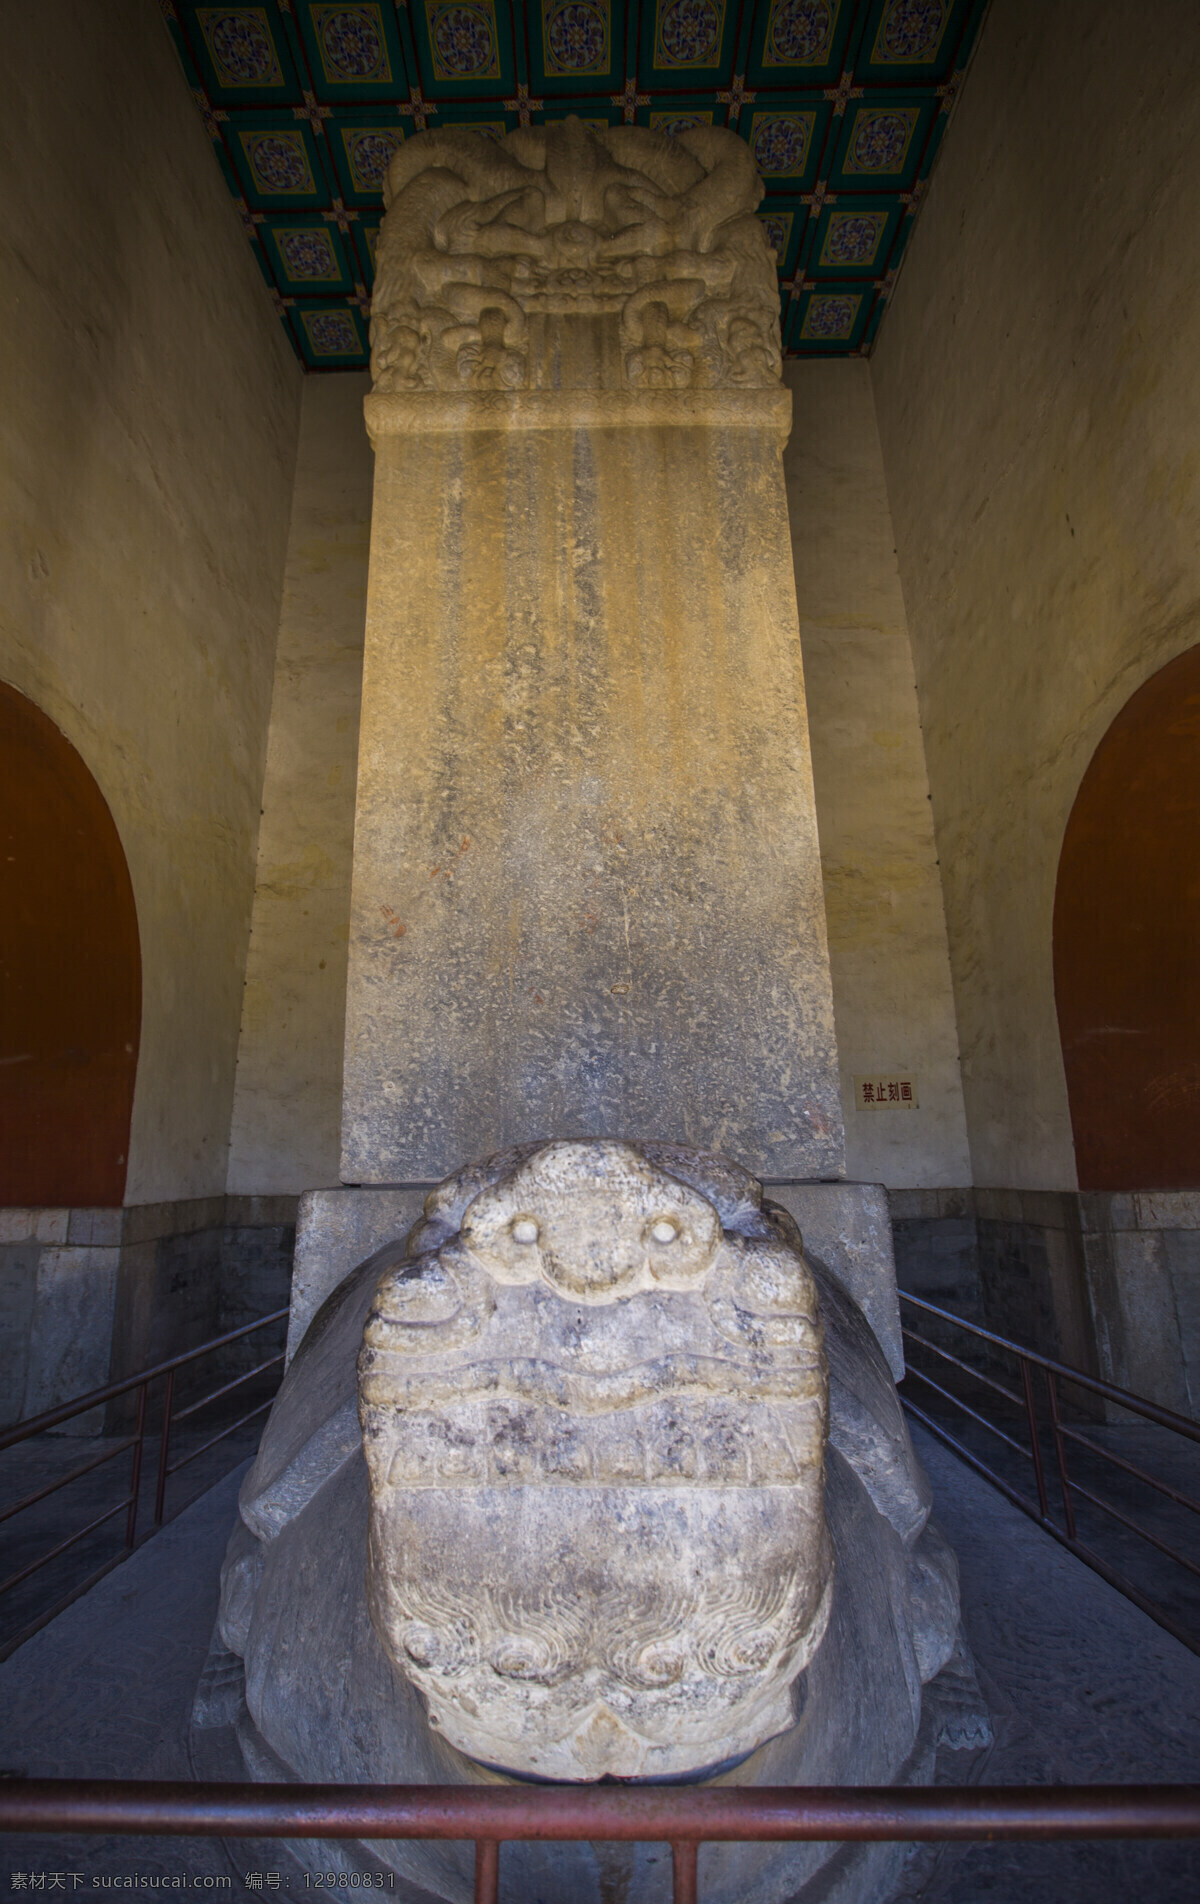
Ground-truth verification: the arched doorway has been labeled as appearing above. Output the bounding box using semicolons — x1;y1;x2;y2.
0;683;141;1205
1054;645;1200;1190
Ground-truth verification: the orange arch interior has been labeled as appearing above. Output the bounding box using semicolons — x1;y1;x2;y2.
1054;644;1200;1191
0;682;141;1206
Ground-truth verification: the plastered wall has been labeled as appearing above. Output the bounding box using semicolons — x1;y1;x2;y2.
871;0;1200;1189
226;376;373;1194
0;0;301;1204
784;362;970;1189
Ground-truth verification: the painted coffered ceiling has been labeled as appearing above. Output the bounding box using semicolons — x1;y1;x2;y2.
161;0;988;371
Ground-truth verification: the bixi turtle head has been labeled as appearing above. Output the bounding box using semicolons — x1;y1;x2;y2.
459;1140;722;1300
357;1139;831;1782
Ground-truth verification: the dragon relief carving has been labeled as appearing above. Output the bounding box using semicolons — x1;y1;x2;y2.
369;117;782;396
357;1139;831;1781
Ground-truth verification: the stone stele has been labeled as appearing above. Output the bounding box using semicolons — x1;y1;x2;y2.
342;119;844;1182
212;1142;983;1903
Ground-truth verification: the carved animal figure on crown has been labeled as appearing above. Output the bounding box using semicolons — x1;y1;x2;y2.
209;1140;987;1903
368;119;783;395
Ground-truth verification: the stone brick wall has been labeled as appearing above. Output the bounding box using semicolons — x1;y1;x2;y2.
0;1199;296;1432
891;1189;1200;1417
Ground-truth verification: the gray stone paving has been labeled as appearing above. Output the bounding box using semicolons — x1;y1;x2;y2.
0;1434;1197;1899
0;1464;246;1894
901;1425;1200;1901
0;1420;268;1657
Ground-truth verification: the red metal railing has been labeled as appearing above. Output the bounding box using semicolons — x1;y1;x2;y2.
898;1290;1200;1655
2;1778;1199;1903
0;1309;288;1659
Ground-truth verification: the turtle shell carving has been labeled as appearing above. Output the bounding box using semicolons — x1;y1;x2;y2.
216;1140;973;1904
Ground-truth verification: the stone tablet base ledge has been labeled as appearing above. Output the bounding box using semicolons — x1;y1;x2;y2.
364;384;793;444
288;1178;902;1378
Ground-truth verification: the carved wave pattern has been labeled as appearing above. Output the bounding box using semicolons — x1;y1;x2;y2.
386;1570;814;1690
352;1141;836;1778
362;1350;821;1411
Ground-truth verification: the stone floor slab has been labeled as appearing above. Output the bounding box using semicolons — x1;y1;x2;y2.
1;1435;1198;1898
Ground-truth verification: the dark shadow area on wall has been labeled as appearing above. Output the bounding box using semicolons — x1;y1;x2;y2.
1054;644;1200;1191
0;681;141;1206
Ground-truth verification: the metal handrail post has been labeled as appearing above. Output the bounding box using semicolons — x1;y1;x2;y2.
473;1838;499;1904
154;1370;175;1528
124;1381;148;1552
0;1306;289;1450
898;1290;1200;1652
672;1838;699;1903
1;1305;290;1658
1045;1368;1078;1539
1020;1355;1049;1519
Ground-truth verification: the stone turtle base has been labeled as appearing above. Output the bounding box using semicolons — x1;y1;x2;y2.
189;1627;990;1904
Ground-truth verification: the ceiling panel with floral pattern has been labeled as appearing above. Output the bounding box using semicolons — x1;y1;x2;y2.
161;0;990;370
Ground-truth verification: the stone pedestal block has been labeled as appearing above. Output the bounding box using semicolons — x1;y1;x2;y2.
767;1181;903;1378
288;1185;429;1364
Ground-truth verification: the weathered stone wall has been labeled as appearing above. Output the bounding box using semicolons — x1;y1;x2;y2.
891;1187;1200;1417
1079;1193;1200;1415
783;362;970;1190
890;1189;1096;1372
0;0;301;1209
0;1197;296;1427
871;0;1200;1192
226;376;374;1196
